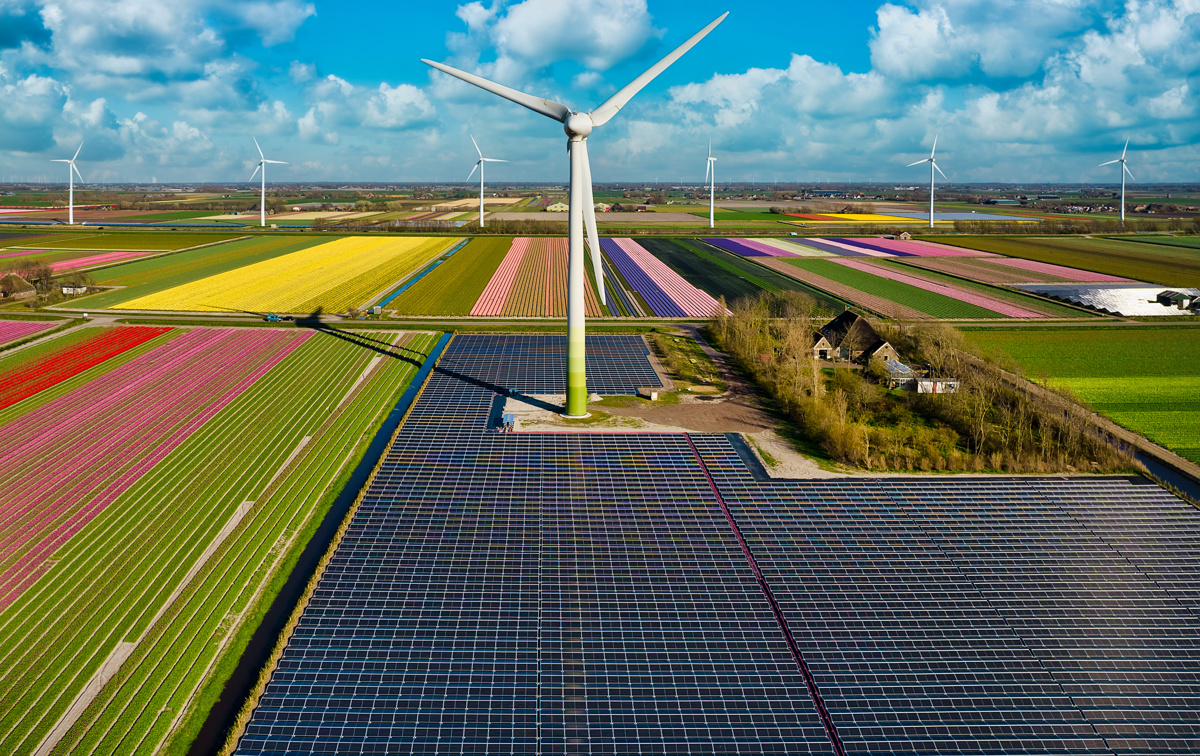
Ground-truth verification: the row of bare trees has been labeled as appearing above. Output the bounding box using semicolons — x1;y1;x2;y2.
709;294;1137;473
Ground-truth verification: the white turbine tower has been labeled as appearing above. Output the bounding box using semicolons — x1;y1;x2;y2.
423;12;727;417
1099;139;1134;226
467;134;507;228
907;134;946;229
50;142;84;225
249;137;287;228
705;140;717;229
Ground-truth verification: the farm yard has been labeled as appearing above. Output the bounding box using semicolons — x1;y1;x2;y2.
112;236;457;314
965;325;1200;465
0;325;438;755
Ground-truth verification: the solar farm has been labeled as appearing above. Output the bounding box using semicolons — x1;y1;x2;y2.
230;333;1200;755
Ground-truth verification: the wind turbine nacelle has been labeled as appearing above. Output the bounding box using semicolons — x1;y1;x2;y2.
564;113;594;138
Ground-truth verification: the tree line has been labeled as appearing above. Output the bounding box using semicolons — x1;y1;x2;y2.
709;292;1138;474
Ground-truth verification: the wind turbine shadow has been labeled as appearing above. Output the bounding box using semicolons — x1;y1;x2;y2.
296;308;423;369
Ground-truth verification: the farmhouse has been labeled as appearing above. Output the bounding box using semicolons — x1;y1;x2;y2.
546;202;569;212
1156;290;1196;310
817;311;898;363
0;273;35;300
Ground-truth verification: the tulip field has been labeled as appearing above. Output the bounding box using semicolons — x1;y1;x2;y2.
471;237;604;317
113;236;456;313
0;325;169;411
600;238;724;317
0;320;58;347
0;326;438;756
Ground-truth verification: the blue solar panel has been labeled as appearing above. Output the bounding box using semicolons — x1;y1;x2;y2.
237;334;1200;756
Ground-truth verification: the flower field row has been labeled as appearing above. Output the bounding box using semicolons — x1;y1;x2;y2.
990;257;1131;282
833;237;995;257
470;238;603;317
470;238;527;315
113;237;454;314
0;325;170;410
757;258;930;319
0;330;437;755
49;250;153;273
0;320;57;347
704;238;800;257
0;328;310;609
831;259;1047;318
601;238;724;317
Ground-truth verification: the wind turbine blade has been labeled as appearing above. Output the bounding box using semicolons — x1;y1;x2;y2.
906;158;930;167
1121;138;1129;160
578;141;605;307
73;141;83;161
249;164;261;182
253;137;264;160
1098;158;1120;167
589;12;728;127
72;163;84;183
930;133;938;158
469;133;483;159
467;161;480;181
50;159;70;163
708;138;712;159
705;161;711;182
1123;164;1135;181
934;162;947;179
482;158;508;163
264;159;288;164
423;59;570;122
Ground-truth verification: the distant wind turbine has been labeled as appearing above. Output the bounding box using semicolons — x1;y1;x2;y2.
1099;139;1134;226
907;134;946;229
249;137;287;228
705;140;717;229
423;12;727;417
50;142;84;225
467;134;507;228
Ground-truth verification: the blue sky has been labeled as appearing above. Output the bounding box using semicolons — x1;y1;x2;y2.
0;0;1197;184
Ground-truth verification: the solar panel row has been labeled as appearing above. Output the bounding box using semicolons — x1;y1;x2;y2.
237;335;1200;756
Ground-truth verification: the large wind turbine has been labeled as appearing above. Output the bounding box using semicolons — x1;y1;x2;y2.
249;138;287;227
467;134;507;228
424;12;727;417
1099;139;1134;226
907;134;945;229
705;140;717;228
50;142;84;225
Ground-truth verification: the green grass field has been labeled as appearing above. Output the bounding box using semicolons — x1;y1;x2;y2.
927;235;1200;287
388;237;510;315
0;328;437;755
82;236;326;309
781;258;1006;318
964;325;1200;464
13;232;240;252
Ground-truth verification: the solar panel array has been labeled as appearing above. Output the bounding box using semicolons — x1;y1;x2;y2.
238;334;1200;756
439;333;662;395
